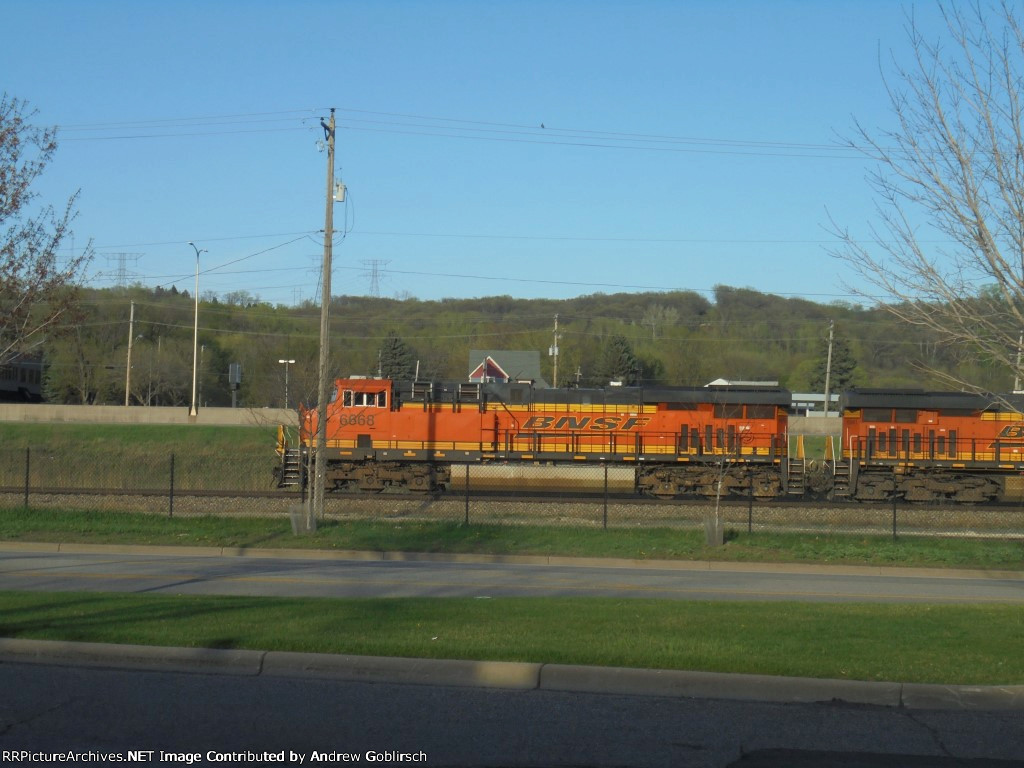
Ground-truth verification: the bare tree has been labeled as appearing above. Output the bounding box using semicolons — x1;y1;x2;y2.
0;94;92;365
830;2;1024;390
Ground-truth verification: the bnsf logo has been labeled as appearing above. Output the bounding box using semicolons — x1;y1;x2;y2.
997;425;1024;439
521;415;652;431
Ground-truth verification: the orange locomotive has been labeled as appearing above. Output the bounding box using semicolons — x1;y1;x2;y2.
277;376;794;498
836;389;1024;502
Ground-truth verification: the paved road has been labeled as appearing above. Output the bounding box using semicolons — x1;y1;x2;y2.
2;656;1023;768
1;544;1023;603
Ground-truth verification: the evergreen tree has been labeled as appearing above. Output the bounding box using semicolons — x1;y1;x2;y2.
378;331;417;380
809;333;858;392
593;335;640;386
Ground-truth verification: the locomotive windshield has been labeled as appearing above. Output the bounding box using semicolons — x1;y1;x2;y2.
341;389;387;408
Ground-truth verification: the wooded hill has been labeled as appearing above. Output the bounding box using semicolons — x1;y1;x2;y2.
38;284;1006;407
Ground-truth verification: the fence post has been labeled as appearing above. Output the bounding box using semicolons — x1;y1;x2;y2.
891;467;897;541
464;463;470;526
747;465;753;534
603;463;608;530
23;447;30;509
169;452;175;518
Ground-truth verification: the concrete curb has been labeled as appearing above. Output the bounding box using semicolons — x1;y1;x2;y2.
1;638;1023;710
261;650;542;690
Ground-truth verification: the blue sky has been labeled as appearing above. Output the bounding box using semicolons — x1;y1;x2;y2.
3;0;947;307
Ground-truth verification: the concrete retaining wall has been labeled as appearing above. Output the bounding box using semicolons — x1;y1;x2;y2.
0;404;299;428
789;415;840;436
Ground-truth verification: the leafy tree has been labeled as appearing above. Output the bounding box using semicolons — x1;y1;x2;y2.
378;331;418;380
124;336;192;406
640;303;679;340
0;94;91;364
43;325;122;404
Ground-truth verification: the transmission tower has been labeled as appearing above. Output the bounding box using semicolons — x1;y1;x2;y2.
360;259;389;297
105;253;142;288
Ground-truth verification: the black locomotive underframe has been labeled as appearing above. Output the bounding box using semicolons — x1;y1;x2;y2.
842;462;1016;503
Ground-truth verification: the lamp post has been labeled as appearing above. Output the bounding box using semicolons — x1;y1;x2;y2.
187;242;206;417
278;358;295;408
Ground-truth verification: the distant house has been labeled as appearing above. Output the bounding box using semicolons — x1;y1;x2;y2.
468;350;550;388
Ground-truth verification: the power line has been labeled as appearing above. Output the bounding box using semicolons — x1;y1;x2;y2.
52;105;883;159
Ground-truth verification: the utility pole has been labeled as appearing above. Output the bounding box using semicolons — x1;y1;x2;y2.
278;358;295;408
1015;331;1023;392
823;319;834;417
125;301;135;406
310;108;336;529
549;314;560;388
187;242;206;418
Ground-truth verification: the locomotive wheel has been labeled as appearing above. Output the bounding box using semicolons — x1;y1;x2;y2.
407;473;432;492
950;477;1000;504
853;475;896;501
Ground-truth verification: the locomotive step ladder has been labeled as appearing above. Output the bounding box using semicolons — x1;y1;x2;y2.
826;436;854;497
786;457;806;495
830;460;853;497
278;447;305;488
784;435;806;495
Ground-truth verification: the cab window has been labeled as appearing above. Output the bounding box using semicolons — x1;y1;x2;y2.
343;390;387;408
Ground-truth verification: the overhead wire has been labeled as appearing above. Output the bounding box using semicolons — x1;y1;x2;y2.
54;105;886;159
55;105;899;304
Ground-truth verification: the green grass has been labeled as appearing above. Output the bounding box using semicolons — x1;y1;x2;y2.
0;423;274;453
1;590;1020;685
0;424;277;490
2;506;1022;570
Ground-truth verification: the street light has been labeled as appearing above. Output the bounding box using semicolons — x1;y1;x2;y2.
278;358;295;408
187;242;206;417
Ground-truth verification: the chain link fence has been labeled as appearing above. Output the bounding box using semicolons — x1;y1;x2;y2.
2;446;1024;539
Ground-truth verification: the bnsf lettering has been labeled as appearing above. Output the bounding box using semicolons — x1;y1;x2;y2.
998;425;1024;439
521;415;651;431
